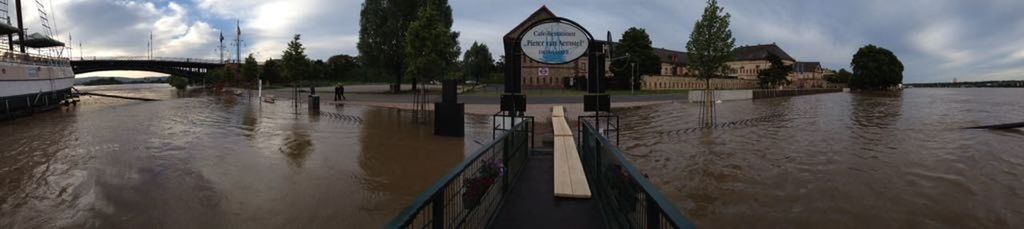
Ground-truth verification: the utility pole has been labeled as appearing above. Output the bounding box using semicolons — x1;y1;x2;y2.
630;62;636;94
235;20;241;64
218;31;224;64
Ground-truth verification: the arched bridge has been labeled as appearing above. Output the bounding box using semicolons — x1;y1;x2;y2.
71;56;227;79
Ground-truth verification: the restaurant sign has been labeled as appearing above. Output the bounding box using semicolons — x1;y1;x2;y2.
520;21;590;65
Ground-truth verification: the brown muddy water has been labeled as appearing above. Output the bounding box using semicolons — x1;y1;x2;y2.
616;88;1024;228
1;84;1021;228
0;84;493;228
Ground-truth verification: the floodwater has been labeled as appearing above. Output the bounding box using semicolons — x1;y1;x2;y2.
0;84;493;228
2;84;1021;228
617;88;1024;228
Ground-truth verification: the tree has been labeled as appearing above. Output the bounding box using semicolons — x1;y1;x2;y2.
757;53;793;89
494;55;505;73
168;76;188;90
826;68;852;84
611;27;661;88
404;0;460;89
242;54;259;83
358;0;425;93
850;44;904;90
327;54;359;81
462;42;493;82
311;59;327;81
686;0;735;127
686;0;736;82
262;58;281;84
282;34;309;100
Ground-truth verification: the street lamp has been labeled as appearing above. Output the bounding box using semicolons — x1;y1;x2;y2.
630;62;636;94
610;53;636;94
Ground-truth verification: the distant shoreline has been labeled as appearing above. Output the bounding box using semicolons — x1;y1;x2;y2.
74;76;168;86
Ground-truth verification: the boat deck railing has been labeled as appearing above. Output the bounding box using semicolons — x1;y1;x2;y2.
388;120;531;228
578;120;695;228
0;50;70;67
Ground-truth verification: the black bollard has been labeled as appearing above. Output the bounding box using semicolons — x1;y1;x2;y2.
434;79;465;136
308;95;320;112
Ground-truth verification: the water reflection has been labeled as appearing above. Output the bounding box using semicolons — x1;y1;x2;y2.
280;124;313;168
619;89;1024;228
0;84;494;228
357;108;467;220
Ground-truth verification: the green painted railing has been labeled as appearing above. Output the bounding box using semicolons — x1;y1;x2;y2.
387;120;531;228
579;120;696;229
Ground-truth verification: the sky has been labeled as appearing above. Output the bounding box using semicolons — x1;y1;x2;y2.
38;0;1024;82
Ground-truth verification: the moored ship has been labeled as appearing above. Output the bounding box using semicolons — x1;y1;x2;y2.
0;0;73;118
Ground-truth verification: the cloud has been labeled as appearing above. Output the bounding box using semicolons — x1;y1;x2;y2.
40;0;1024;81
908;21;974;68
44;0;220;59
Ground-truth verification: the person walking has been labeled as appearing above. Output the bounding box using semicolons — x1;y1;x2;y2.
334;85;341;101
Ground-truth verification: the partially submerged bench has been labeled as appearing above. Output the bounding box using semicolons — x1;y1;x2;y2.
551;106;591;198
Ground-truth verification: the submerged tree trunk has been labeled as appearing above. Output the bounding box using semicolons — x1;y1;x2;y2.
703;78;715;128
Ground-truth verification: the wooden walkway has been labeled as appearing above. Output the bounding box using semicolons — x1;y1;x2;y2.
551;106;591;198
490;149;604;228
490;105;603;228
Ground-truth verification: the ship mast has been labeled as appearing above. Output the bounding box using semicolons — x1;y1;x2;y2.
14;0;23;53
0;0;10;51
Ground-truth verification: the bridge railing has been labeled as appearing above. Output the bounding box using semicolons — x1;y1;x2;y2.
388;120;531;228
77;56;224;64
578;120;696;229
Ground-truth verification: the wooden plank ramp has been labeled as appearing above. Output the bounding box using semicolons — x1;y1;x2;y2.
551;106;591;199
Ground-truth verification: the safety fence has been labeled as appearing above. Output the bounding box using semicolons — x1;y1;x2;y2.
578;120;696;229
388;120;531;228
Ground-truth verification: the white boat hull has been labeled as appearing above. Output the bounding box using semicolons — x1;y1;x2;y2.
0;58;75;114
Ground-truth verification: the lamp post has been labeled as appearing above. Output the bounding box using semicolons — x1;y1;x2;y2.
610;53;636;94
630;62;636;94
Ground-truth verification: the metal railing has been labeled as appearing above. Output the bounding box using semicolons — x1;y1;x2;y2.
0;50;70;66
388;120;531;229
492;111;534;149
76;56;224;64
578;120;696;229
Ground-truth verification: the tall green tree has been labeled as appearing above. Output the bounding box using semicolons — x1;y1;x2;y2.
494;55;505;73
686;0;736;84
262;58;280;84
462;42;493;82
311;59;327;81
825;68;852;84
757;53;793;89
358;0;425;93
611;27;661;88
404;0;460;89
282;34;309;99
686;0;735;127
850;44;904;90
168;76;188;90
242;54;259;83
327;54;359;81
